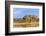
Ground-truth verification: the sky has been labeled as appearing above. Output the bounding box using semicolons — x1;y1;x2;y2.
13;8;39;18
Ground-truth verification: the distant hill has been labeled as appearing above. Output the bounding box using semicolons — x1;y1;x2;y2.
13;14;39;27
13;14;39;23
23;14;39;23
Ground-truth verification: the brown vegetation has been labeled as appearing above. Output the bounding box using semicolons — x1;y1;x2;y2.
13;14;39;27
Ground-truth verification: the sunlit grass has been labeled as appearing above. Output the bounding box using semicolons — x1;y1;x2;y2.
13;15;39;27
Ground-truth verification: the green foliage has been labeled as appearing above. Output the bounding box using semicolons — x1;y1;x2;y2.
13;15;39;23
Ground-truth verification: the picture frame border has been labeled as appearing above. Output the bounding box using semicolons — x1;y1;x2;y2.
5;1;45;35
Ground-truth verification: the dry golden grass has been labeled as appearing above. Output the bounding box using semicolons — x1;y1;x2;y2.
13;22;39;27
13;15;39;27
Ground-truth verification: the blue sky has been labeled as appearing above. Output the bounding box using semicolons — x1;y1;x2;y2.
13;8;39;18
